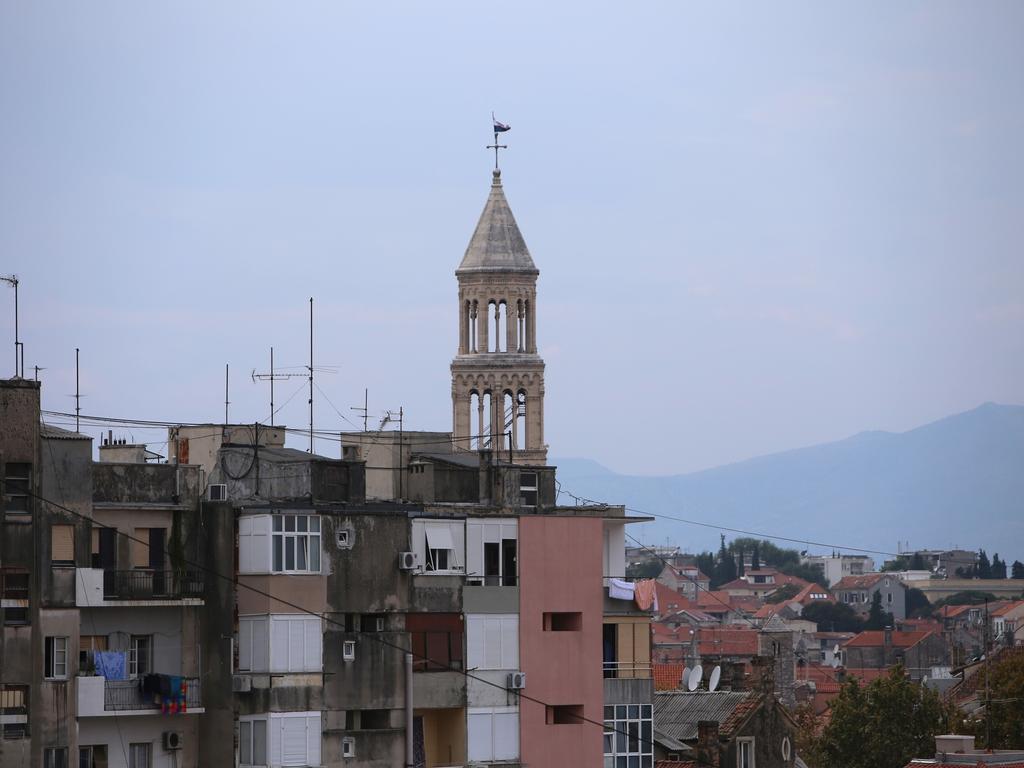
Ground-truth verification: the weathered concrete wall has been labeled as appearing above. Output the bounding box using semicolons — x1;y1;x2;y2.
323;725;405;768
324;628;407;711
463;585;518;614
326;513;412;613
93;463;200;505
604;677;654;706
730;698;797;768
80;607;186;674
238;574;327;615
78;713;200;768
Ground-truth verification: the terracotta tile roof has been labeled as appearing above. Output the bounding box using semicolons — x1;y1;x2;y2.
720;693;764;737
990;600;1024;617
754;603;781;619
652;622;695;645
842;667;896;683
937;604;976;619
843;630;932;649
833;573;886;590
697;628;759;656
655;583;692;614
653;663;687;691
899;618;943;632
794;583;833;604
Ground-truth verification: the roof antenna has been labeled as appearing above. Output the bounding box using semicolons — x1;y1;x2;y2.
1;275;22;377
75;348;81;433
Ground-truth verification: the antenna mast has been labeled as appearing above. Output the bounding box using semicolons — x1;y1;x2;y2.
224;364;230;424
308;298;314;453
351;388;369;432
1;275;21;377
251;347;304;426
75;348;81;433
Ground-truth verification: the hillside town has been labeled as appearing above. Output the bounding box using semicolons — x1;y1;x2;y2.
2;160;1022;768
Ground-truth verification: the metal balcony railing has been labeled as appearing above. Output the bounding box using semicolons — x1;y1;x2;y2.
102;570;204;601
103;678;202;711
602;661;652;679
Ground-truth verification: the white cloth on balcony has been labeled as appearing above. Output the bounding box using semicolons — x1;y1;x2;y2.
608;578;635;601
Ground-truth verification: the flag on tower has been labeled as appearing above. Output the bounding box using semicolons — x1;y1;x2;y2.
492;116;511;133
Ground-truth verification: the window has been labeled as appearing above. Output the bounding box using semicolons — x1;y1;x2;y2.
343;640;356;661
359;710;390;729
411;520;464;575
604;704;653;768
425;526;457;573
43;748;68;768
79;635;108;672
342;736;355;758
467;519;518;586
3;462;31;514
240;719;268;767
79;745;108;768
45;636;68;679
239;615;321;673
407;613;463;671
545;704;583;725
0;685;28;739
272;515;321;573
51;525;75;566
519;472;537;507
128;742;151;768
2;569;29;625
543;612;582;632
781;736;791;761
262;713;320;766
466;615;518;670
887;592;893;604
128;635;151;678
737;737;755;768
468;706;519;761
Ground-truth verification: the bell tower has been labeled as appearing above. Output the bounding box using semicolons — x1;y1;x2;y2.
451;168;547;464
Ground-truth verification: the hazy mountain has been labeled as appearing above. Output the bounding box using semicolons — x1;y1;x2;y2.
552;403;1024;565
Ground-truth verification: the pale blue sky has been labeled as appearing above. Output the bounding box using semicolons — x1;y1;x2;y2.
1;2;1021;475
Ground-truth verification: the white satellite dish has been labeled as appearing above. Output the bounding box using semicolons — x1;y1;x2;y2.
709;665;721;692
680;666;689;689
688;664;703;691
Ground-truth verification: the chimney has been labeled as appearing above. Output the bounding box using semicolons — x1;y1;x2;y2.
696;721;720;768
884;627;893;647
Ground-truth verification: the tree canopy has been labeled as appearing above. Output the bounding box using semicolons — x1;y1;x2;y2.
865;591;895;630
816;668;948;768
802;601;865;633
931;591;999;610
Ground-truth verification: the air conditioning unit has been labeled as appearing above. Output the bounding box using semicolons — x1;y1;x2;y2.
398;552;418;570
232;675;252;693
163;731;183;750
208;484;228;502
507;671;526;690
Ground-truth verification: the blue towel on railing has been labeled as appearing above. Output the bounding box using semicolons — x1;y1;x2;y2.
94;651;127;681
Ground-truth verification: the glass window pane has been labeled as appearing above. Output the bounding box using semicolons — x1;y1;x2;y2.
627;705;639;719
272;516;282;532
297;516;307;532
616;728;626;752
310;540;320;573
641;704;651;718
628;721;639;753
641;720;652;752
285;516;295;532
273;536;282;571
297;537;307;571
628;757;639;768
603;733;612;754
309;516;320;532
240;722;252;764
604;706;614;720
616;757;628;768
285;538;295;570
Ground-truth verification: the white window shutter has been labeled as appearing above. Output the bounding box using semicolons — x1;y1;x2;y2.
501;616;519;669
304;618;322;672
493;710;519;760
466;616;484;670
468;710;493;761
269;716;282;766
466;522;483;579
270;617;289;673
287;618;305;672
411;520;426;570
484;617;502;669
281;716;307;765
306;714;321;766
449;521;465;567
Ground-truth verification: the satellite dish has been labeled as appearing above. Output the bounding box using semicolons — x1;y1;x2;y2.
680;666;689;689
709;665;721;692
688;664;703;691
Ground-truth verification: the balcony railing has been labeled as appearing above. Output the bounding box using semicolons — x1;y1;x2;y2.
102;570;204;601
103;678;202;712
602;661;652;680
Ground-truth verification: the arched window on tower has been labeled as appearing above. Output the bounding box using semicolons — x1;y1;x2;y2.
515;390;527;450
470;300;478;353
469;391;481;449
481;391;493;447
496;301;508;353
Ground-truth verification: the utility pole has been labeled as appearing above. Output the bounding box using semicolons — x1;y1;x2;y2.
1;275;21;377
984;598;991;748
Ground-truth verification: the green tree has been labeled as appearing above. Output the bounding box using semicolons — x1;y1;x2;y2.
990;553;1007;580
802;601;865;633
882;557;909;572
736;546;745;577
977;549;992;579
909;552;927;571
931;591;999;610
625;560;663;579
983;650;1024;748
905;587;932;618
1012;560;1024;579
766;583;801;604
695;551;716;583
865;591;893;630
751;542;761;571
818;667;948;768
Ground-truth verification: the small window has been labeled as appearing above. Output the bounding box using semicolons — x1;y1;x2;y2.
781;736;791;761
343;640;356;662
342;736;355;758
359;710;390;729
737;737;755;768
79;746;108;768
43;747;68;768
240;719;267;766
545;705;583;724
336;529;352;549
0;684;28;740
51;525;75;566
2;569;29;625
128;742;151;768
519;472;538;508
45;637;68;679
3;462;31;514
128;635;151;678
543;612;582;631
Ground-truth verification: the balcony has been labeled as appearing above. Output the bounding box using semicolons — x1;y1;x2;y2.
76;568;204;607
78;675;203;716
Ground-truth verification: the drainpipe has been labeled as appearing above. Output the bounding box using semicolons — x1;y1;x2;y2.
406;652;414;768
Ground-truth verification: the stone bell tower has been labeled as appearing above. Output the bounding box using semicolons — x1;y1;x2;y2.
451;168;547;464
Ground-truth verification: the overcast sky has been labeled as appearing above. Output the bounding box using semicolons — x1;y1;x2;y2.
1;2;1021;476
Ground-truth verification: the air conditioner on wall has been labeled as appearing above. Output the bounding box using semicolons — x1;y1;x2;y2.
232;675;252;693
163;731;183;750
507;672;526;690
398;552;418;570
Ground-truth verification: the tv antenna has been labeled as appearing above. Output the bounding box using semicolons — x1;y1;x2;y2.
350;388;369;432
251;347;305;426
1;274;23;377
74;348;82;432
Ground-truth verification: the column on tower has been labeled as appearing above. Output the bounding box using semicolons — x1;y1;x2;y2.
479;297;489;354
526;298;536;353
505;298;516;353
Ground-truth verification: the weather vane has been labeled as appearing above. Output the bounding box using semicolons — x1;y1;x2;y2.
487;112;511;170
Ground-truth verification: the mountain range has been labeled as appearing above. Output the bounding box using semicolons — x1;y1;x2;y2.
552;403;1024;566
